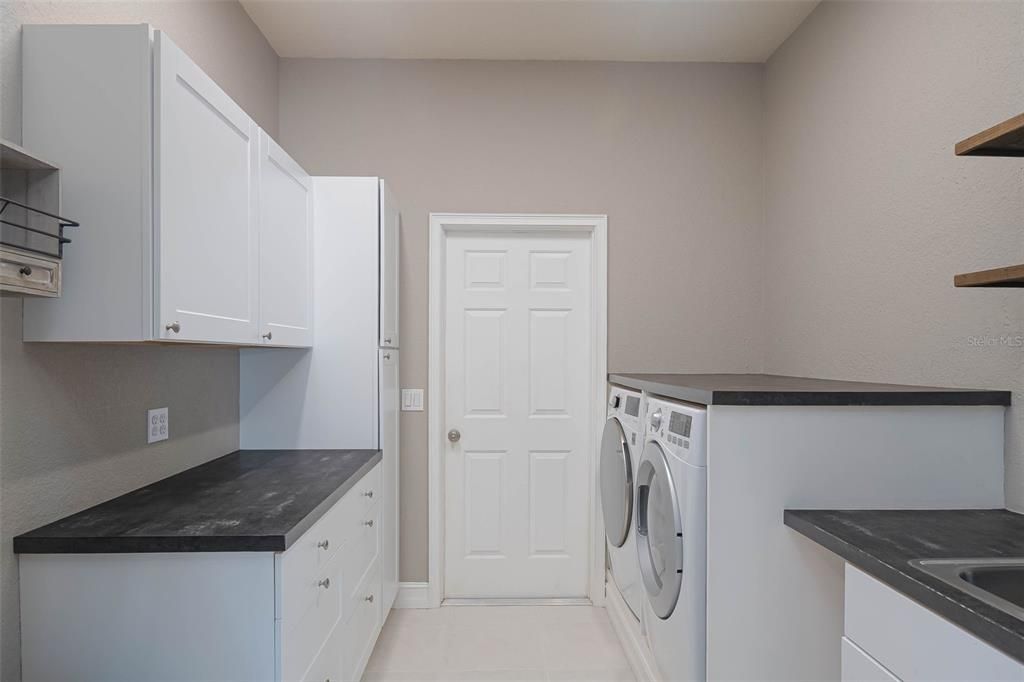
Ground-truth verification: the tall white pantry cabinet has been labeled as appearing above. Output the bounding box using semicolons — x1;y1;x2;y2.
21;24;313;346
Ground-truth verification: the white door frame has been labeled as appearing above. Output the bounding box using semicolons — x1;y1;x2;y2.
427;213;608;608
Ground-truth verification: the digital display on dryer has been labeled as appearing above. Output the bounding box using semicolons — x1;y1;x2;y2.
624;396;640;417
669;412;692;438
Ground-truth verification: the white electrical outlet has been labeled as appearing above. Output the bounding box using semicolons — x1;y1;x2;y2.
147;407;169;444
401;389;424;411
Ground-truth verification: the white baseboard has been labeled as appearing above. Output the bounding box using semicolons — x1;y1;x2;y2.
394;582;432;609
605;580;659;682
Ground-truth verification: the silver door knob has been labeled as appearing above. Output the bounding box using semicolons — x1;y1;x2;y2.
165;322;180;334
317;539;329;550
318;578;330;589
262;331;272;341
448;429;461;443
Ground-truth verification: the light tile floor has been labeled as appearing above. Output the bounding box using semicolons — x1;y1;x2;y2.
365;605;636;682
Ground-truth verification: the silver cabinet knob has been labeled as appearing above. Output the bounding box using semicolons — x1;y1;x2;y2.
165;322;181;334
448;429;461;443
383;352;391;360
363;520;374;527
650;409;663;431
365;594;374;603
362;490;374;499
318;577;330;589
317;539;329;550
383;337;392;345
262;331;272;341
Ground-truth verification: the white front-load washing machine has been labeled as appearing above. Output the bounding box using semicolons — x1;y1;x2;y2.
600;384;645;621
636;395;707;682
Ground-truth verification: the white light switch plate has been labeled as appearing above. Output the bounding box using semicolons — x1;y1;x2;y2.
147;407;169;444
401;389;424;411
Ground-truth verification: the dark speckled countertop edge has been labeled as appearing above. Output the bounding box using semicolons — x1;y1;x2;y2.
13;450;383;555
609;374;1012;406
784;510;1024;664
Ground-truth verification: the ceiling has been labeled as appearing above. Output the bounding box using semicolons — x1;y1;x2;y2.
241;0;820;63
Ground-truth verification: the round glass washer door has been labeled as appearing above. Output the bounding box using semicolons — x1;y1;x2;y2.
600;417;633;548
635;440;684;619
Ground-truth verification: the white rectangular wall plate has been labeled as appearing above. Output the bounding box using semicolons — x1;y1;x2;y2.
147;407;169;443
401;389;424;411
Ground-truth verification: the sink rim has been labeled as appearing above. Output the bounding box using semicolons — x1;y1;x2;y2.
910;558;1024;622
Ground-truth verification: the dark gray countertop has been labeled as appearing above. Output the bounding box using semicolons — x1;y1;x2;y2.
609;373;1012;406
785;509;1024;664
14;449;381;554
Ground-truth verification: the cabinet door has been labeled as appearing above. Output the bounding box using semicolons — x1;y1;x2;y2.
257;130;313;347
379;348;400;611
379;181;400;348
154;31;259;344
842;637;900;682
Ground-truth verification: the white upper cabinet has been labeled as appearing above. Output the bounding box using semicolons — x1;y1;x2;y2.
21;25;312;347
379;181;400;348
256;131;313;347
154;32;259;344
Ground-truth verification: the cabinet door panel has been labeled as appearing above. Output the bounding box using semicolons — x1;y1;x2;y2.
258;131;313;347
379;181;400;348
380;349;400;610
155;31;258;344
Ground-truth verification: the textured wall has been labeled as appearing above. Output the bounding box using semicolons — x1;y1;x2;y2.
0;2;278;679
764;0;1024;508
278;58;766;580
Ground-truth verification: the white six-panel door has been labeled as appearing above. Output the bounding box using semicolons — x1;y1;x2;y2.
444;232;592;598
154;31;259;344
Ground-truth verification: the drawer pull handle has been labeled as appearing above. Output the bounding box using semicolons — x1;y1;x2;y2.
318;578;331;589
362;490;374;499
317;539;329;550
365;594;374;603
18;266;32;276
363;520;374;528
165;322;181;334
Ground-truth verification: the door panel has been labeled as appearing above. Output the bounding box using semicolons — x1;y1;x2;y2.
444;233;592;598
379;181;400;348
257;130;312;347
379;349;400;611
154;31;258;344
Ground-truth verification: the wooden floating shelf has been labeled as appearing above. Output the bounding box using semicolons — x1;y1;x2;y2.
955;112;1024;156
954;264;1024;287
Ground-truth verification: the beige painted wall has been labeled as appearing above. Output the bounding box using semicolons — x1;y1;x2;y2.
278;58;766;580
763;0;1024;508
0;2;278;679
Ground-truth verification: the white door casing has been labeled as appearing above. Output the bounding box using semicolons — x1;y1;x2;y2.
429;214;608;604
154;31;259;344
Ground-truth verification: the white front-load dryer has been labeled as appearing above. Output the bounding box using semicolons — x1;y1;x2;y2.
636;396;707;682
600;385;645;621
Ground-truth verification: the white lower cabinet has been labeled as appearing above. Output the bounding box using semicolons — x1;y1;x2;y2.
19;462;390;682
842;563;1023;682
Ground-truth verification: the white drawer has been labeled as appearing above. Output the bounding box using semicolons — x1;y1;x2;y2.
0;248;60;297
844;563;1023;682
842;636;899;681
301;617;343;682
340;501;380;623
281;549;343;681
281;464;382;627
342;557;382;682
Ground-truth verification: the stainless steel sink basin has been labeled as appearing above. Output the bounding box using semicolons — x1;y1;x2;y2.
910;559;1024;620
